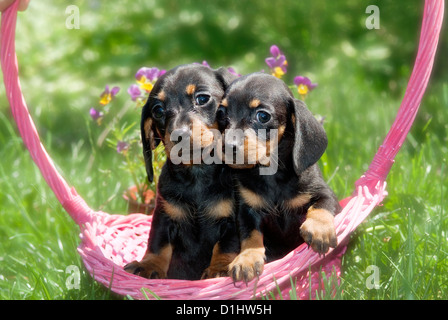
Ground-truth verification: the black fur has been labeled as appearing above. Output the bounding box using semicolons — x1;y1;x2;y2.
124;64;239;280
220;73;341;283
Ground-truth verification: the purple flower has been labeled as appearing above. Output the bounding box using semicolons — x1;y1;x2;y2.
294;76;318;97
99;85;120;105
194;61;240;77
193;61;212;68
135;67;165;82
270;45;283;58
265;45;288;78
227;67;241;77
89;108;104;124
116;140;130;153
135;67;166;93
127;84;142;101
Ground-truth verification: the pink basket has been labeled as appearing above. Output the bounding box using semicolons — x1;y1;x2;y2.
1;0;444;299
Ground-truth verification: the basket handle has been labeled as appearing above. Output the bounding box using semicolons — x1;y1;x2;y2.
1;1;95;226
356;0;444;192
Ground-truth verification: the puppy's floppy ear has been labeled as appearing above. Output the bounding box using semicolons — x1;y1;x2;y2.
141;104;161;183
291;99;328;176
213;67;239;90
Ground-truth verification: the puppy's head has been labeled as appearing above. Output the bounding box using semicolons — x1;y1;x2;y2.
142;64;237;182
219;72;327;176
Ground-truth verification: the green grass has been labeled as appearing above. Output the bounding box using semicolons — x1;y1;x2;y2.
1;1;447;300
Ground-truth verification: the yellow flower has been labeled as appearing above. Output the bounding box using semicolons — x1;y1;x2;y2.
297;84;309;96
137;76;154;92
294;76;317;99
99;85;120;105
272;66;285;79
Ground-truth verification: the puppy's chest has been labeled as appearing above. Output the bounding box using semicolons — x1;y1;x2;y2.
160;184;234;222
159;165;234;221
237;176;312;213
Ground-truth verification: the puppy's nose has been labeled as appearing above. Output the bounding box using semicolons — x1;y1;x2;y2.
170;127;191;145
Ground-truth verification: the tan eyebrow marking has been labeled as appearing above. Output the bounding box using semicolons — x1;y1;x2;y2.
157;90;166;101
186;84;196;95
249;99;261;108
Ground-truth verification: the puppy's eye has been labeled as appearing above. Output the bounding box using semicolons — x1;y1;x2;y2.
256;111;271;124
152;105;165;119
195;94;211;106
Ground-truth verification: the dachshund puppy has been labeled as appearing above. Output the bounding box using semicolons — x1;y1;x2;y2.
218;73;341;283
124;64;240;280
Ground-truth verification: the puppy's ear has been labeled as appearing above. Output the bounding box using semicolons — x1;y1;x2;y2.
141;105;161;183
291;99;328;176
213;67;239;90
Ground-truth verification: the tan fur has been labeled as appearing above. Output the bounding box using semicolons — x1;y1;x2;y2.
191;116;217;149
283;193;312;210
300;207;337;253
201;243;238;279
186;84;196;95
162;200;188;221
239;185;267;209
228;230;265;282
249;99;261;108
221;98;228;107
163;130;174;158
205;198;234;219
157;90;166;101
125;244;173;279
241;125;285;166
143;118;155;149
164;115;219;164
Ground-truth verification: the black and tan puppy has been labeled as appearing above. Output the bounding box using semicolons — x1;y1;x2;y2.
218;73;341;283
124;64;240;280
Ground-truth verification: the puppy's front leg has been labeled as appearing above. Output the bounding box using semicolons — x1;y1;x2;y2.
201;219;240;279
229;205;265;284
300;196;339;255
124;208;174;279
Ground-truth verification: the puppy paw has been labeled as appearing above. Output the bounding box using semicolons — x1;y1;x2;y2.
201;265;230;279
124;257;167;279
300;208;337;255
228;248;265;284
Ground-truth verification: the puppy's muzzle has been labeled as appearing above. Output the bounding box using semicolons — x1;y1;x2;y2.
170;127;192;145
223;139;239;156
222;130;249;167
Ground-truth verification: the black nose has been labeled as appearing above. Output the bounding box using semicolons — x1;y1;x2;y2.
170;127;191;144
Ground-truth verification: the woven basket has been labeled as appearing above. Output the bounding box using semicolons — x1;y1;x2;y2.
1;0;443;299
